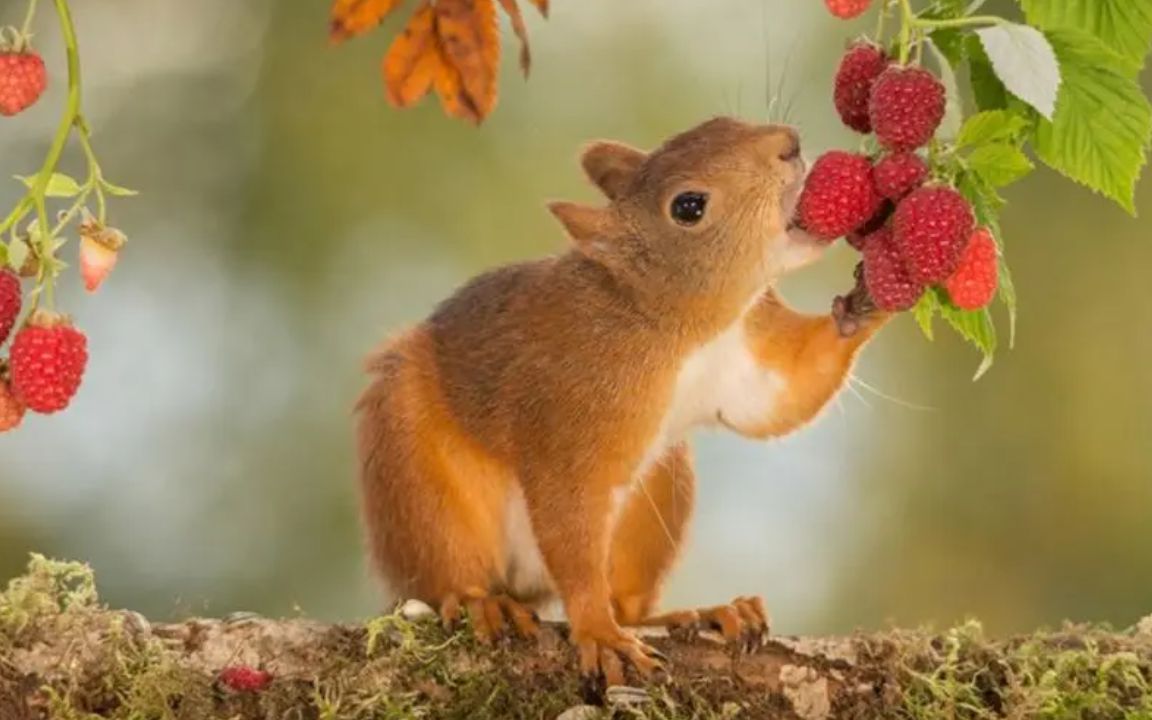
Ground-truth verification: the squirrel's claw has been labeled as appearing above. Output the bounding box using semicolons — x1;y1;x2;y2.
439;593;541;644
577;631;669;690
833;262;883;338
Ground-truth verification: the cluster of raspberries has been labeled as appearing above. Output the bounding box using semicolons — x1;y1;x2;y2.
796;41;998;314
0;270;89;433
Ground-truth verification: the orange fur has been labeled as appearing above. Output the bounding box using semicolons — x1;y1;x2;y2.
355;116;887;682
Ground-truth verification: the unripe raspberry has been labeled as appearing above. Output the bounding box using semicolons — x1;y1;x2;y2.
944;227;998;310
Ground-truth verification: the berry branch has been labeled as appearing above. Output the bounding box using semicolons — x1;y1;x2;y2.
812;0;1152;377
0;0;135;433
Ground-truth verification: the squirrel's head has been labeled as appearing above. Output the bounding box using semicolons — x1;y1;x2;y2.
550;116;821;321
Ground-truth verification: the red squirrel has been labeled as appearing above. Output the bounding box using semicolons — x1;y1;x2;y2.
355;116;889;685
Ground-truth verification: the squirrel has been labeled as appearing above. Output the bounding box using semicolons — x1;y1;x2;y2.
355;116;889;685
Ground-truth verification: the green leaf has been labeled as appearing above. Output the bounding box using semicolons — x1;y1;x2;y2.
1033;29;1152;215
102;180;139;197
6;238;28;272
975;23;1062;119
913;291;937;341
956;110;1029;147
926;39;964;141
935;290;998;379
967;144;1035;187
967;37;1009;111
1019;0;1152;71
15;173;83;198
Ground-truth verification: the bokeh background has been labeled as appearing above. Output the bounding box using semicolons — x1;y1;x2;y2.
1;0;1150;637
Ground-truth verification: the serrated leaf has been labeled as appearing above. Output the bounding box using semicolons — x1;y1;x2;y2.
6;238;28;272
102;180;139;197
913;291;937;341
936;291;997;379
957;110;1029;147
967;144;1034;187
1033;29;1152;215
967;37;1009;111
926;39;964;141
976;23;1061;120
16;173;83;198
1019;0;1152;72
997;253;1018;349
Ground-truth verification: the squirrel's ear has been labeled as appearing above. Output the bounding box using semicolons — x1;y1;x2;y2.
547;201;619;252
580;141;646;201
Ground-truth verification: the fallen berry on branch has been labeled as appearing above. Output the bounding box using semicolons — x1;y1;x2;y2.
824;0;872;20
944;227;998;310
862;226;923;311
0;270;20;345
834;43;888;133
873;152;928;200
893;186;974;284
869;66;945;151
218;666;272;693
9;312;88;414
0;51;47;117
796;151;882;239
0;376;23;432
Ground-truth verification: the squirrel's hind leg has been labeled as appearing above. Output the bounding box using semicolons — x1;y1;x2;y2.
355;330;539;643
608;443;769;650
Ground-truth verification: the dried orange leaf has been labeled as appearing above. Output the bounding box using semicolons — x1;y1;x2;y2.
330;0;404;43
432;47;482;123
497;0;531;75
435;0;500;122
382;1;440;107
527;0;548;18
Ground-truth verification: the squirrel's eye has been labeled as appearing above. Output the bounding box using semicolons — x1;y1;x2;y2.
670;192;708;226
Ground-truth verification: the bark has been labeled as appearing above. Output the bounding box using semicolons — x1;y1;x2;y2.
1;558;1151;719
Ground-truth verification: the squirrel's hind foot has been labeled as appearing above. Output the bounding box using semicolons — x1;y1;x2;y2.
633;595;770;654
439;592;542;644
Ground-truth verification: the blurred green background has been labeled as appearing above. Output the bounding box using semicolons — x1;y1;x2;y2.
1;0;1149;637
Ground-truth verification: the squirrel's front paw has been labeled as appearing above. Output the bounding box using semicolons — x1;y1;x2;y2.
833;262;886;338
575;627;668;689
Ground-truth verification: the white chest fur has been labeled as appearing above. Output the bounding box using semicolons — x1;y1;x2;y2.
501;307;786;601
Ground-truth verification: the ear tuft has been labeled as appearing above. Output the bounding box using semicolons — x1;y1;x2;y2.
547;201;617;253
580;141;646;201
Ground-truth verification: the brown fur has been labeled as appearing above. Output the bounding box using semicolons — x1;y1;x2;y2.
355;116;888;681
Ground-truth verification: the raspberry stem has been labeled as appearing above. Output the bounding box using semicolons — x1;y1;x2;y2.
18;0;38;42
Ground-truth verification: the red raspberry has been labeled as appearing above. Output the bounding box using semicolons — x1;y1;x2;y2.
0;377;24;432
846;200;895;251
834;43;888;133
796;151;883;240
862;226;923;311
944;227;998;310
873;152;928;200
824;0;872;19
868;66;945;151
0;51;47;117
218;666;272;693
0;270;20;345
892;186;975;285
9;312;88;414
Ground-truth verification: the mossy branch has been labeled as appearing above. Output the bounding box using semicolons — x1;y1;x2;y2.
1;556;1151;720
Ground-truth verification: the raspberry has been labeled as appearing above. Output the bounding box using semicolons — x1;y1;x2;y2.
824;0;872;19
796;151;882;240
869;66;945;151
846;200;895;250
0;51;47;117
944;227;998;310
9;312;88;414
218;666;272;693
0;269;20;345
834;43;888;133
0;377;24;432
892;186;975;285
873;152;928;200
862;226;923;311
